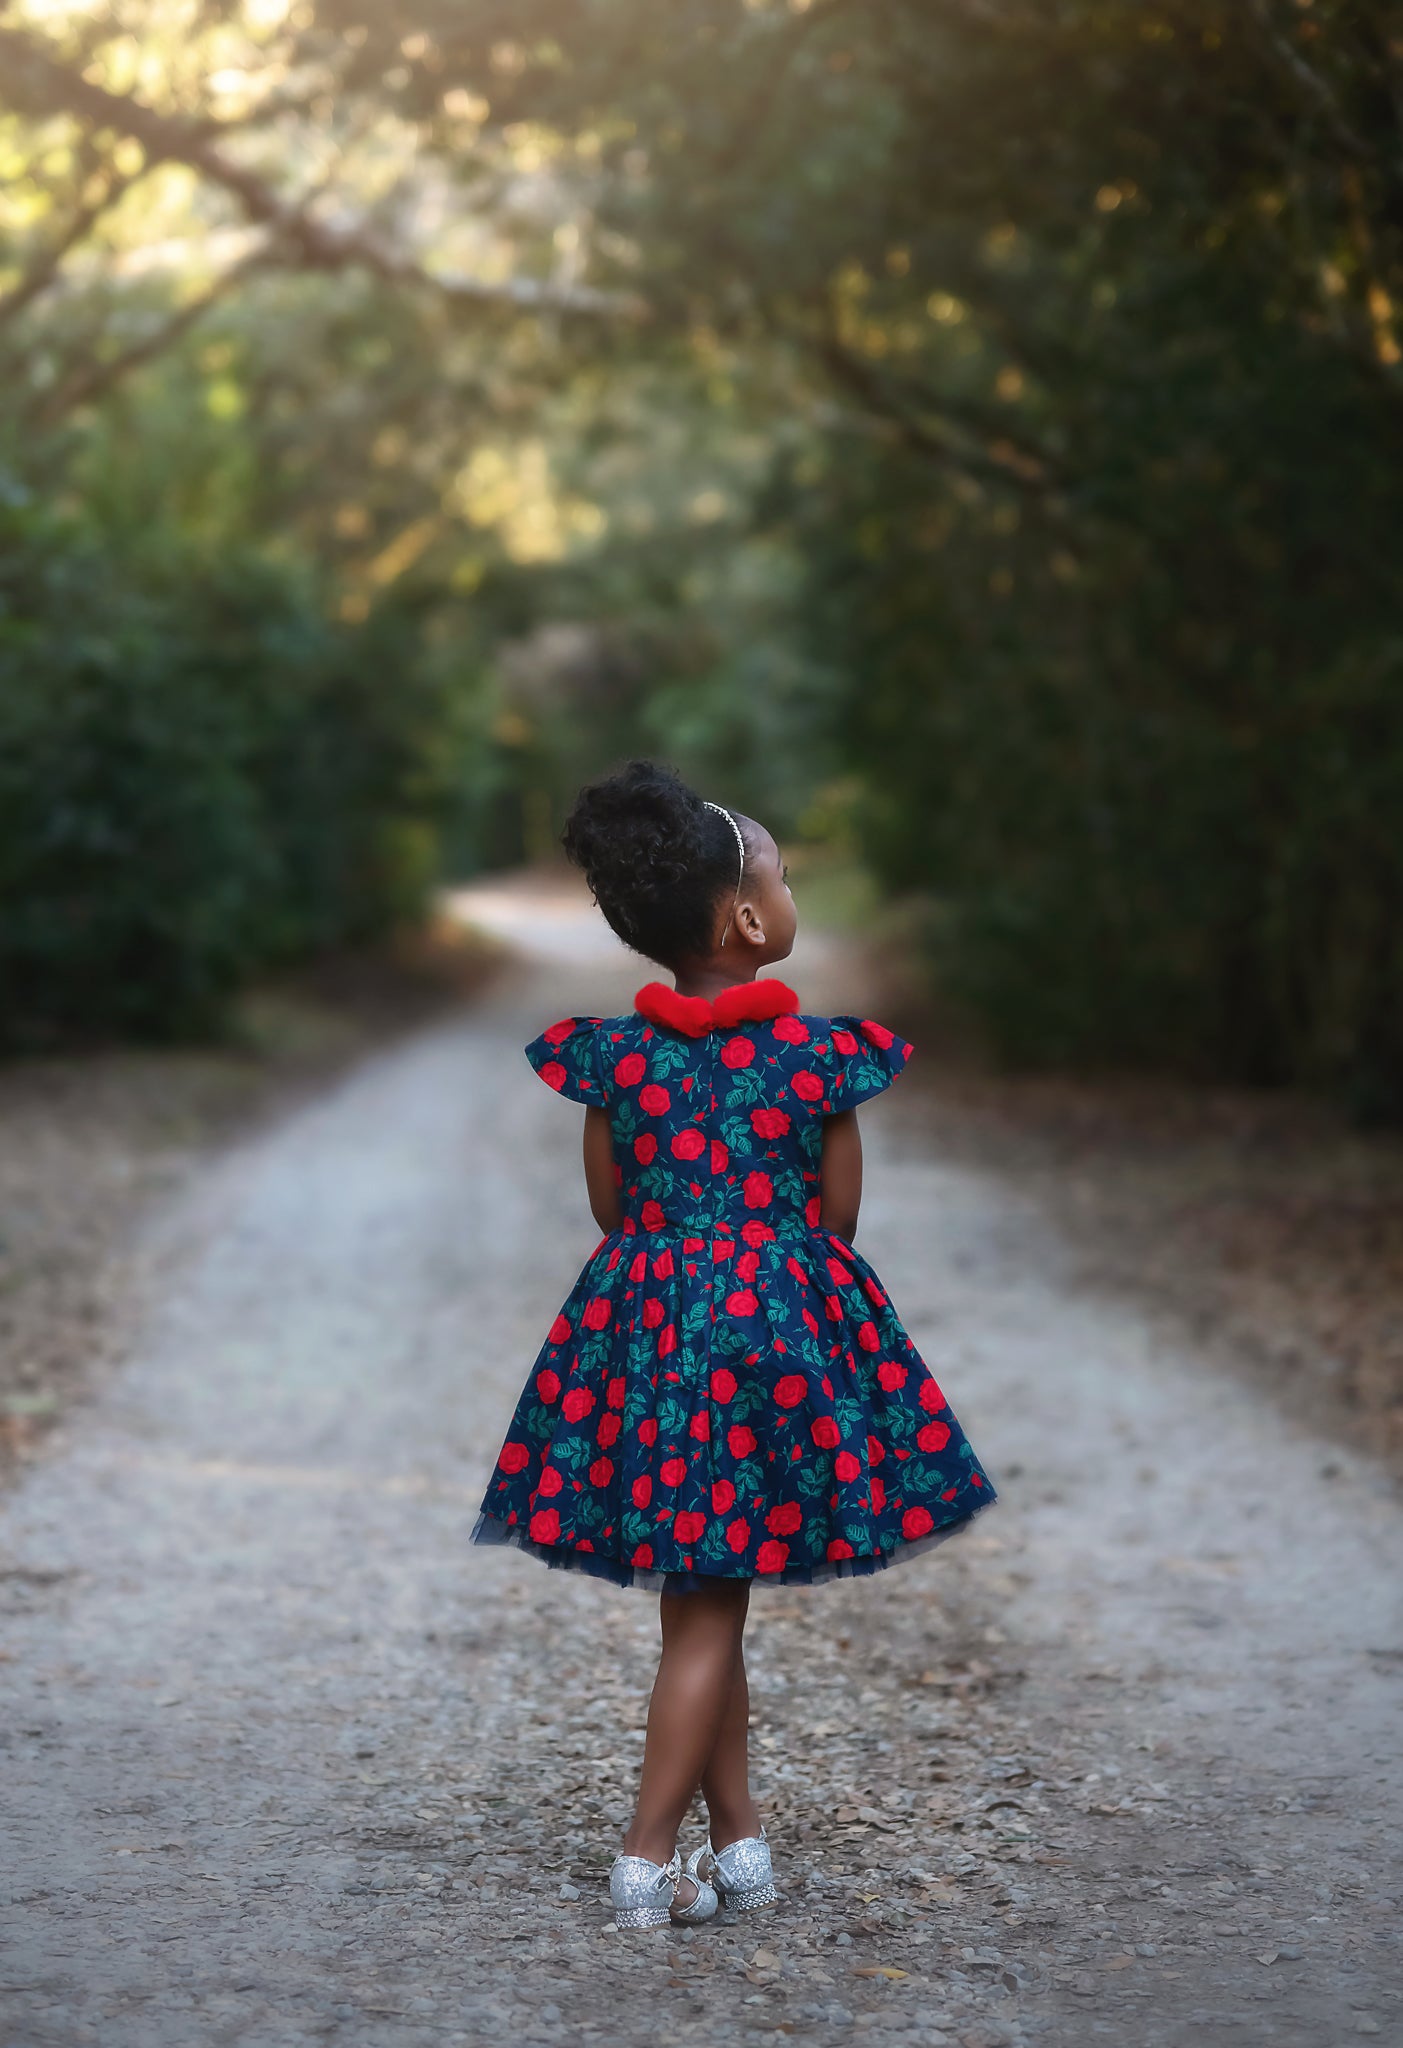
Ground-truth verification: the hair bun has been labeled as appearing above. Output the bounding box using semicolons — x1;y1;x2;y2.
562;759;746;967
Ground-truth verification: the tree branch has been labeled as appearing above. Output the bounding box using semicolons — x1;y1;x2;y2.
37;247;270;423
0;162;138;333
813;317;1060;502
0;27;646;321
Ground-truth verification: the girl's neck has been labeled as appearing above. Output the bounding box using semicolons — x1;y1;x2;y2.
670;968;760;1000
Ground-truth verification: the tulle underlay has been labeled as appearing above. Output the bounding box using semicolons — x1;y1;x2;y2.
469;1491;999;1594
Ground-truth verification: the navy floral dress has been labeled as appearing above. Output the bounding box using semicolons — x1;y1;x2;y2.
471;976;999;1592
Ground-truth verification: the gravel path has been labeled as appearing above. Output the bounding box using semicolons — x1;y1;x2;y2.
3;878;1400;2048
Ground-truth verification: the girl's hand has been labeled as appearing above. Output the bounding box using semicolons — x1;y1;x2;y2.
818;1108;862;1242
583;1105;624;1236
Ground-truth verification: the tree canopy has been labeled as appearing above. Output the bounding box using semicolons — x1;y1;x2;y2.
3;2;1401;1113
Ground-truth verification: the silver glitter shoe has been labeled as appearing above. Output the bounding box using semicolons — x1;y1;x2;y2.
609;1851;718;1931
686;1824;778;1912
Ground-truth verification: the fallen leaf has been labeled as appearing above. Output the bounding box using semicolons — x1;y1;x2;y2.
1256;1950;1279;1966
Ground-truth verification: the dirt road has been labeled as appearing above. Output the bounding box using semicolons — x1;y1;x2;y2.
4;877;1400;2048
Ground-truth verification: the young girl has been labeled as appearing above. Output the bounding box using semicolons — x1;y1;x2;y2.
471;759;999;1930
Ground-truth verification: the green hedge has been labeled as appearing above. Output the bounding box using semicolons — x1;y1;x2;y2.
0;505;452;1046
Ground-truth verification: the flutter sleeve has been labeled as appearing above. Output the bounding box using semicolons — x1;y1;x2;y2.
524;1016;608;1106
826;1016;915;1108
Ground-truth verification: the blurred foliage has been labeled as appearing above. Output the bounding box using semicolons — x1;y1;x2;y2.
0;496;457;1043
1;2;1401;1114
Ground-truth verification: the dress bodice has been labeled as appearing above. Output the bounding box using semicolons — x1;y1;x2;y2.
525;979;912;1243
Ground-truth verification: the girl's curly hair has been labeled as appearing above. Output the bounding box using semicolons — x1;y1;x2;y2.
561;759;750;968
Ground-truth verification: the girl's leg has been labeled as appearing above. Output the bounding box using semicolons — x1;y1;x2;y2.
623;1580;750;1874
699;1643;763;1851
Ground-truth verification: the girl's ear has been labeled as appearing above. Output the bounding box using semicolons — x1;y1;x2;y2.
736;899;766;948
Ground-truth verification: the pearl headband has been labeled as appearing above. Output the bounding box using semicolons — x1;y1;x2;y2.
703;799;746;948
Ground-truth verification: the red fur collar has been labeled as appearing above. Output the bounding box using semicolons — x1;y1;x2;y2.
634;978;800;1036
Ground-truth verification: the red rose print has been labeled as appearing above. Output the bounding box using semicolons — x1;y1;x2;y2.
902;1506;934;1539
826;1259;856;1288
658;1457;686;1487
941;1487;957;1501
652;1248;675;1280
498;1442;530;1474
786;1256;809;1285
549;1314;572;1343
607;1375;627;1409
755;1540;789;1574
638;1417;659;1446
834;1450;861;1482
857;1321;881;1353
766;1501;802;1536
866;1434;885;1466
536;1465;564;1497
773;1375;806;1408
582;1297;612;1332
802;1310;819;1338
539;1061;568;1092
632;1543;654;1568
632;1476;652;1509
671;1127;706;1160
689;1411;710;1440
971;1473;984;1486
614;1051;646;1087
863;1277;888;1307
629;1250;648;1281
638;1083;671;1115
917;1420;951;1453
877;1359;906;1390
741;1218;776;1246
870;1475;887;1514
726;1288;759;1317
743;1171;773;1209
529;1507;561;1544
721;1035;755;1069
710;1367;737;1402
536;1369;561;1404
736;1250;760;1282
918;1377;947;1412
825;1295;843;1321
642;1199;666;1232
658;1323;677;1356
673;1510;706;1543
791;1070;824;1102
827;1537;854;1559
805;1196;821;1225
543;1018;576;1047
728;1424;757;1458
634;1133;657;1164
861;1019;896;1048
771;1015;810;1044
726;1519;751;1553
642;1298;664;1329
831;1028;858;1055
712;1238;735;1262
597;1412;622;1448
562;1387;595;1423
710;1137;729;1174
712;1479;736;1513
751;1105;792;1139
810;1415;841;1450
589;1456;615;1487
821;1374;834;1397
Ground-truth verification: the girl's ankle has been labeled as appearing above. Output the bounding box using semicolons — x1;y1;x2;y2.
621;1826;677;1866
707;1807;763;1852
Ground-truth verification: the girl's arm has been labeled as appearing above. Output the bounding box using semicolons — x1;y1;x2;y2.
583;1105;623;1235
818;1108;862;1241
